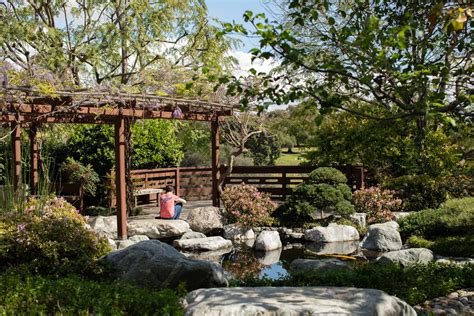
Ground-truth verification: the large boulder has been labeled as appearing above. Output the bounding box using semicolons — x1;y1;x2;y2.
223;224;255;241
361;223;402;251
254;231;282;251
102;240;227;290
186;207;226;234
127;219;190;239
290;259;352;273
173;236;233;252
306;241;359;255
304;224;359;243
377;248;434;266
88;216;117;239
184;287;416;315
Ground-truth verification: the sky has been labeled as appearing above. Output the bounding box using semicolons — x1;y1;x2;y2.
205;0;276;75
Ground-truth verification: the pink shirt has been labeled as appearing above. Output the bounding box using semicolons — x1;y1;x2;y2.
160;193;180;218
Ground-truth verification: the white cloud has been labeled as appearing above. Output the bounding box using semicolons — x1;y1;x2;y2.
229;50;277;77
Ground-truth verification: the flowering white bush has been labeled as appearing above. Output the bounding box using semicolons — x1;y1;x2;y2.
221;183;276;228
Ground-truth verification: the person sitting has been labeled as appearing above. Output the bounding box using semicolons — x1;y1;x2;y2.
159;185;186;220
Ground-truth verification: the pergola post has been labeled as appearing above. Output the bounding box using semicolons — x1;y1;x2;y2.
29;124;38;195
11;121;21;190
115;117;128;240
211;118;220;207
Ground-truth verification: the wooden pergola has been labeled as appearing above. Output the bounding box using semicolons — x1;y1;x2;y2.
1;85;234;239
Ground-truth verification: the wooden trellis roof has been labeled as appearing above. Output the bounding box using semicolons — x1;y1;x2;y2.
0;86;235;125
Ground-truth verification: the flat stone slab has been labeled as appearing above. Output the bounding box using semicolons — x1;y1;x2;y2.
184;287;416;315
174;236;232;252
127;219;190;239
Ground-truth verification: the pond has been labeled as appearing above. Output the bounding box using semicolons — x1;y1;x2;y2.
186;240;369;281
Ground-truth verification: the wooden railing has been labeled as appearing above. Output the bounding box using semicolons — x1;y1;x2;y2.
223;165;365;200
110;165;365;206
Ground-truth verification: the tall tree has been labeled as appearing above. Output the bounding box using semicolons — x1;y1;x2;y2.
221;0;473;172
0;0;234;88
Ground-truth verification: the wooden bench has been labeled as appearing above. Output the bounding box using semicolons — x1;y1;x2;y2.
133;188;163;208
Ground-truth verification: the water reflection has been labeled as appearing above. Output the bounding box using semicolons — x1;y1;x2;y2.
222;241;364;281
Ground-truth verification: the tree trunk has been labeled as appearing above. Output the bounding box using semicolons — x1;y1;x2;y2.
415;116;427;174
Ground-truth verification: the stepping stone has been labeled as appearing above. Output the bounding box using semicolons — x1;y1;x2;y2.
184;287;416;315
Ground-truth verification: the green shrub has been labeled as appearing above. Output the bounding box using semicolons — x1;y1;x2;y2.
0;270;184;315
83;206;115;216
221;183;276;228
60;157;100;196
353;186;401;224
407;235;474;257
383;175;448;211
283;168;355;225
0;197;111;276
307;167;348;185
399;197;474;239
231;262;474;305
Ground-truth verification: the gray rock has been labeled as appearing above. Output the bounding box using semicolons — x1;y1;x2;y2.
372;221;400;231
127;219;190;239
306;241;359;255
116;239;136;250
102;240;227;290
184;287;416;315
393;212;411;221
361;223;402;251
88;216;117;239
254;231;282;251
129;235;149;242
107;238;117;251
350;212;367;228
290;259;352;272
255;248;282;265
181;248;232;263
304;224;360;243
186;207;226;234
173;236;233;252
223;224;255;241
181;231;207;240
377;248;434;266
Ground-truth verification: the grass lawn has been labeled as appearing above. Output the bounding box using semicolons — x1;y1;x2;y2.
276;147;311;165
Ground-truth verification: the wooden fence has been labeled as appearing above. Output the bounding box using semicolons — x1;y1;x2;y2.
110;165;365;206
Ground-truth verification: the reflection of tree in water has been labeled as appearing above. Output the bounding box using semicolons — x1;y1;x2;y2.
223;247;263;279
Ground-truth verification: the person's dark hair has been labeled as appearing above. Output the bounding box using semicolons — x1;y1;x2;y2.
165;185;174;193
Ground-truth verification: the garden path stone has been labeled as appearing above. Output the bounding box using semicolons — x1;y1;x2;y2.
173;236;232;252
304;224;360;243
254;231;282;251
102;240;227;290
88;215;117;239
127;218;190;238
305;240;359;255
360;222;402;251
186;206;226;234
180;231;207;240
184;287;416;316
223;224;255;241
290;258;353;272
377;248;434;266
